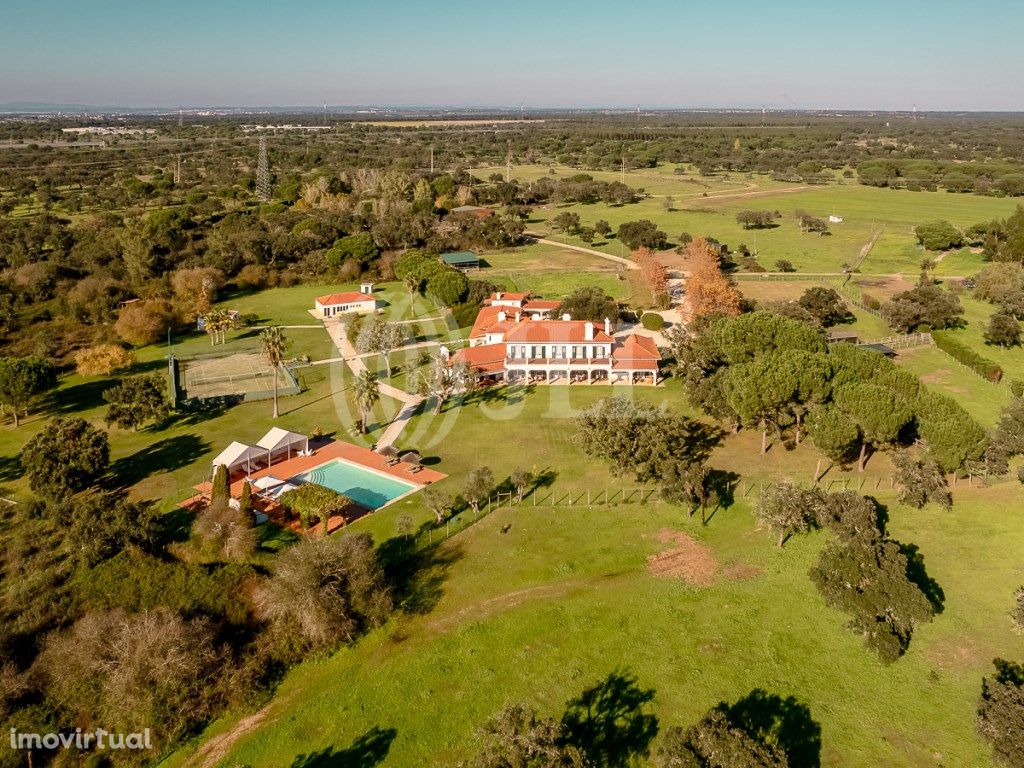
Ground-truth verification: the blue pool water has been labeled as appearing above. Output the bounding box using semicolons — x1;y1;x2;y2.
295;459;417;510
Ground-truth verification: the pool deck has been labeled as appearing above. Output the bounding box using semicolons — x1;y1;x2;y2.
226;439;446;498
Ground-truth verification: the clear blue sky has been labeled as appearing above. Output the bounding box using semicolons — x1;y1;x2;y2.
2;0;1021;110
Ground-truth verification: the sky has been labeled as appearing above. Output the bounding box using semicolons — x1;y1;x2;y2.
1;0;1022;110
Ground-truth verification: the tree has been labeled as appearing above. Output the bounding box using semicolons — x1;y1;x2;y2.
74;344;135;376
811;535;935;661
550;211;581;234
735;210;777;229
594;220;612;237
38;608;223;752
463;467;494;515
832;383;913;471
114;298;177;346
466;702;584;768
423;486;452;524
258;534;392;650
914;220;964;251
658;710;787;768
326;232;378;268
775;259;796;272
211;463;229;504
0;355;57;426
356;318;409;377
796;210;830;235
974;263;1024;317
279;483;347;530
806;405;860;481
987;397;1024;475
352;369;380;435
891;449;951;509
881;276;963;332
684;238;742;320
203;307;234;346
722;356;797;454
617;219;668;250
194;496;257;561
426;267;470;306
977;658;1024;768
171;266;223;321
260;326;288;419
986;312;1022;347
238;479;253;519
798;286;853;327
103;373;169;431
21;417;109;499
755;483;823;547
419;353;471;414
510;467;534;503
67;491;165;568
555;286;620;323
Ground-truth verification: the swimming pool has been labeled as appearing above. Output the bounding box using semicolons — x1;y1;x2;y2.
294;459;418;510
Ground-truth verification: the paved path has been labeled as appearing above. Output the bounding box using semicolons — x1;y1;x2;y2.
525;234;639;270
322;320;426;449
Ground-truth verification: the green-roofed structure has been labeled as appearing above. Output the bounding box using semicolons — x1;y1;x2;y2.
440;251;480;271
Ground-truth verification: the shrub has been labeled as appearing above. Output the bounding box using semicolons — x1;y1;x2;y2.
862;292;881;310
74;344;135;376
914;220;964;251
641;313;665;331
933;331;1003;381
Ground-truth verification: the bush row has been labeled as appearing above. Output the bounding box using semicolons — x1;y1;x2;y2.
933;331;1003;382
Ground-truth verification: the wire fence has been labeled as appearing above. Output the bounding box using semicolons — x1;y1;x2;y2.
412;486;659;549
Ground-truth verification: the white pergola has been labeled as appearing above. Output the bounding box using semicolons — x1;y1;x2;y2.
211;441;267;476
256;427;309;462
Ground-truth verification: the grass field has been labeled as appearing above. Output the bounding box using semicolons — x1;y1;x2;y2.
475;165;1021;276
163;383;1024;768
478;243;633;301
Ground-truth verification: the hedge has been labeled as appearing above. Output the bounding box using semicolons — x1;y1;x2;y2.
641;313;666;331
933;331;1003;382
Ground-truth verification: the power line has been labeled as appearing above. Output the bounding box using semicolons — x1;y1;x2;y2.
256;135;270;201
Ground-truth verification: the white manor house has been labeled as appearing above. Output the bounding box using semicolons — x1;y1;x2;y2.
451;292;661;385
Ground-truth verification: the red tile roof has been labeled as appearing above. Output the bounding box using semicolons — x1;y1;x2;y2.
504;320;613;344
469;305;520;339
316;291;375;306
453;343;506;373
613;334;660;360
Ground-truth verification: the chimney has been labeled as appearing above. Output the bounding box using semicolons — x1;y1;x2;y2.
584;321;595;341
498;310;507;322
495;292;502;301
604;317;611;335
561;313;572;322
515;311;521;322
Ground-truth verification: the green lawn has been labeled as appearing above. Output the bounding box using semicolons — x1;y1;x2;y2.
896;346;1012;427
932;294;1024;385
163;382;1024;768
477;243;634;301
479;165;1020;277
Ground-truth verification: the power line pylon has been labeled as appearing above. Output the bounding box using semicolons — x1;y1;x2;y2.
174;154;181;185
256;136;270;201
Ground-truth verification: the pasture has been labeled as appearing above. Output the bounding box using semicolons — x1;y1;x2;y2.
163;383;1024;768
477;165;1021;275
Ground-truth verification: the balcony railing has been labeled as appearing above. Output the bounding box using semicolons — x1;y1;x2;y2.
506;357;611;366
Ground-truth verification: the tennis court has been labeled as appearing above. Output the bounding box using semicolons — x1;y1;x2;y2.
180;352;298;400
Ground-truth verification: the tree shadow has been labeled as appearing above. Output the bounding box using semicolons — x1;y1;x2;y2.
290;726;397;768
899;541;945;614
720;689;822;768
106;433;210;489
377;537;464;616
560;670;659;767
0;453;22;483
42;378;117;415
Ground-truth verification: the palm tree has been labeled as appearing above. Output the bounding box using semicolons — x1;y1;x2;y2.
352;369;380;434
259;326;288;418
